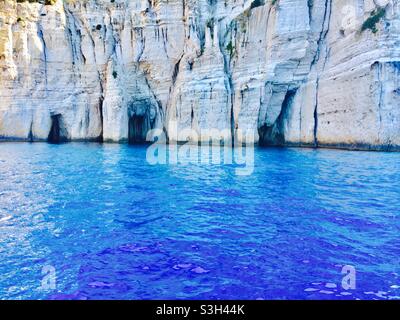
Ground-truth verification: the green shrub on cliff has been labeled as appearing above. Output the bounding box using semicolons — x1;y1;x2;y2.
361;7;386;33
226;41;235;58
16;0;57;5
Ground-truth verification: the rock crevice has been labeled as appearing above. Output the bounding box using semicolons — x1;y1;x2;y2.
0;0;398;150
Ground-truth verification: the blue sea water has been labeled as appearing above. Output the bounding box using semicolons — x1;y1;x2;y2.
0;142;399;300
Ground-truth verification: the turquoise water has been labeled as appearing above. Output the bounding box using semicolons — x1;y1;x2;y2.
0;142;399;300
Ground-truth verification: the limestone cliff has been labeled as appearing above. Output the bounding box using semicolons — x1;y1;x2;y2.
0;0;399;150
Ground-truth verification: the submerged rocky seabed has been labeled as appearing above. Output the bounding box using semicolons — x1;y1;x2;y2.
0;143;399;299
0;0;399;150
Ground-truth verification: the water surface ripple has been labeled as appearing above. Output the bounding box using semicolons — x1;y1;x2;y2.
0;143;399;300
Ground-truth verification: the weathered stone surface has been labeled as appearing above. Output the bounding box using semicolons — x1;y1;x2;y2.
0;0;399;150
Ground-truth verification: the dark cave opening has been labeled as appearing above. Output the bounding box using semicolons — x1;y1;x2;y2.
48;114;66;144
258;89;297;146
128;115;147;144
97;97;104;143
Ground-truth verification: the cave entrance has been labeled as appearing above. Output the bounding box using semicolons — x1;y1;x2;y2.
258;89;297;146
48;114;66;144
128;115;147;144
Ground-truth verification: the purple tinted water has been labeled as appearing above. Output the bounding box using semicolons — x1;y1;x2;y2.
0;142;399;300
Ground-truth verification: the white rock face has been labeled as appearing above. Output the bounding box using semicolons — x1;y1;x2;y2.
0;0;399;150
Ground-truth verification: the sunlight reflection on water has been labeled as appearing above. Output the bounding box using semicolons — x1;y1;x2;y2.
0;142;399;300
